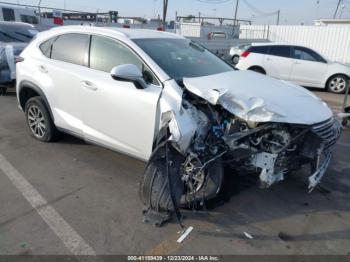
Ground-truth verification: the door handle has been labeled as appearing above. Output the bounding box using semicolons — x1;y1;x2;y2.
38;65;48;73
82;81;98;91
294;61;301;65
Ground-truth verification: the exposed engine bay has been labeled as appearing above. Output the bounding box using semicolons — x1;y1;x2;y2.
139;71;342;226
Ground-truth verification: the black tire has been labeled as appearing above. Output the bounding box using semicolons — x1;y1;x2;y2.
25;96;60;142
0;87;7;96
249;67;266;74
140;159;183;212
232;55;240;65
326;75;348;94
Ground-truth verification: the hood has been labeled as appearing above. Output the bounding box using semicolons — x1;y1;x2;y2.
183;70;333;125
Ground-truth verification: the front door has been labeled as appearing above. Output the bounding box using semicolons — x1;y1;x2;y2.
81;35;162;160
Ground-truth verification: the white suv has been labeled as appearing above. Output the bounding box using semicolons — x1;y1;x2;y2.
236;43;350;94
16;26;341;225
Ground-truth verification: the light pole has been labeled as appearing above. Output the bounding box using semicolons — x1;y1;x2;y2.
233;0;239;26
38;0;42;25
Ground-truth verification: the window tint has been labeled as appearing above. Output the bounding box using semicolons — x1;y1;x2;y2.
90;36;159;85
269;46;291;58
40;38;56;57
51;33;89;66
2;8;15;21
293;47;326;63
20;14;38;24
248;46;269;54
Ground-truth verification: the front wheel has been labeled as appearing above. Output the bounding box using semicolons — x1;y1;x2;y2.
327;75;348;94
139;148;224;211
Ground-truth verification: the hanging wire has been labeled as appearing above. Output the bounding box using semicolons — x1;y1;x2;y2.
241;0;279;17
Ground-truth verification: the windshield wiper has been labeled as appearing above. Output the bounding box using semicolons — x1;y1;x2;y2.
189;42;205;52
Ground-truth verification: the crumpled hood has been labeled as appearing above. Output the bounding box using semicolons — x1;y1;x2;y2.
183;70;333;125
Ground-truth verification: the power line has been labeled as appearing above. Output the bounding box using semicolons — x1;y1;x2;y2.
334;0;342;18
241;0;279;17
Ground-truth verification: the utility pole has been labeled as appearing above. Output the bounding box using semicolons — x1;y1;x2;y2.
233;0;239;26
334;0;342;18
163;0;168;30
38;0;42;25
276;10;280;25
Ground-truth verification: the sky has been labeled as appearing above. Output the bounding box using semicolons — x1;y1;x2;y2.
5;0;350;25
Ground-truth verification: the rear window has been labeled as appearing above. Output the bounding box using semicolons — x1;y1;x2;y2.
39;38;56;58
269;46;291;58
248;46;269;54
51;33;90;66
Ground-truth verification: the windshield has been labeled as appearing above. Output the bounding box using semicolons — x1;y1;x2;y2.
0;25;38;43
133;38;233;81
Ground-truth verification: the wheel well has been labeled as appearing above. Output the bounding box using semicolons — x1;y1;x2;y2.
325;73;349;88
248;66;266;74
19;86;40;110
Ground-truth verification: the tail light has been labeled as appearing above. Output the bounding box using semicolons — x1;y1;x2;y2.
241;51;250;58
15;56;24;63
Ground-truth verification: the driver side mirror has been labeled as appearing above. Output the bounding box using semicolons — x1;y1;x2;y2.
110;64;147;89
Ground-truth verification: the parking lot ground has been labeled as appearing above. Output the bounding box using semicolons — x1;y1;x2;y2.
0;90;350;255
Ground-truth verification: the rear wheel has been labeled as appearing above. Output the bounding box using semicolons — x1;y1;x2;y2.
232;55;240;65
25;97;60;142
249;67;266;74
327;75;348;94
0;87;7;96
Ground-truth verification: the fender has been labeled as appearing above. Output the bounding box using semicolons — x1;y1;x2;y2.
18;80;55;122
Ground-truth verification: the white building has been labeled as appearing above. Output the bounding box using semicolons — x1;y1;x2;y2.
314;19;350;26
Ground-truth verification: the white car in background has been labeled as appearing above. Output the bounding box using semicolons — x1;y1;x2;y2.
229;43;251;65
236;43;350;94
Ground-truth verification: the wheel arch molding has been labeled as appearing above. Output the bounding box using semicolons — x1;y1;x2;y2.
18;81;55;122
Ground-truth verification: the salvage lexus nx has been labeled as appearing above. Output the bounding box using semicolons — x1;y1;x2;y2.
16;26;341;225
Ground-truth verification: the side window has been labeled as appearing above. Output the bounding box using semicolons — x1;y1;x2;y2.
39;38;56;58
293;47;326;63
249;46;269;54
20;14;39;24
269;46;291;58
51;33;90;66
89;36;159;85
2;8;15;21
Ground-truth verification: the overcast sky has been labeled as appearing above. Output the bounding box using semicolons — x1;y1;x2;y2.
5;0;350;25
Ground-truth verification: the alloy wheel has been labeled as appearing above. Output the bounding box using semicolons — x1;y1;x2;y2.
28;105;46;138
329;77;347;93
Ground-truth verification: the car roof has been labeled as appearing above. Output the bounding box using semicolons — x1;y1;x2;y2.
251;42;292;47
0;21;36;28
48;25;185;40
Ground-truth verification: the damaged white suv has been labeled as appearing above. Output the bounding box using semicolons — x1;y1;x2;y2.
17;26;341;225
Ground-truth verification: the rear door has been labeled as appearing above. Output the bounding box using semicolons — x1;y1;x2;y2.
263;45;294;80
289;46;328;87
42;33;90;135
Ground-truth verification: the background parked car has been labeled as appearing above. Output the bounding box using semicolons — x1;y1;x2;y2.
236;43;350;94
229;43;251;65
0;21;38;95
207;31;227;40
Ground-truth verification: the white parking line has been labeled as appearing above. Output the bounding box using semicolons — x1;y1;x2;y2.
0;153;96;256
